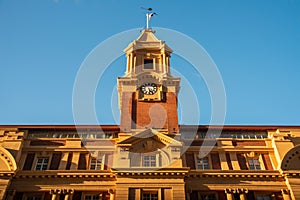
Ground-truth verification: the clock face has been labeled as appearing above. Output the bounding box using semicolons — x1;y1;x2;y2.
140;83;158;95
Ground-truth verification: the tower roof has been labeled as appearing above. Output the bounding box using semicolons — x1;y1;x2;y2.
124;29;173;54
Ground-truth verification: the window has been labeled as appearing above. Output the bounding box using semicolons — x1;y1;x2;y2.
248;158;261;170
200;194;217;200
257;196;271;200
90;157;103;170
143;155;156;167
197;157;209;170
26;197;42;200
142;191;158;200
25;194;42;200
85;195;99;200
105;133;113;139
35;157;49;170
23;153;35;170
144;59;154;69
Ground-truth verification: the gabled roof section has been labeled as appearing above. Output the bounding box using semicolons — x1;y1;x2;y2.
118;128;181;146
136;29;160;42
124;29;173;53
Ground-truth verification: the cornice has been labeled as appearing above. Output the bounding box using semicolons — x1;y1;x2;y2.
187;170;285;180
15;170;116;180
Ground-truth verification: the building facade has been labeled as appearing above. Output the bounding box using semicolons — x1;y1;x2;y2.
0;29;300;200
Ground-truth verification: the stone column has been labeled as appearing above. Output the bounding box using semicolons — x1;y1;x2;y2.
130;53;133;73
281;189;291;200
126;54;130;73
225;189;233;200
162;53;166;74
64;189;74;200
109;189;115;200
166;56;170;73
240;189;248;200
240;193;247;200
50;189;61;200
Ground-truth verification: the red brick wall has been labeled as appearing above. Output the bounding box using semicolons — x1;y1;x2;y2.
211;153;221;169
185;153;195;169
262;153;273;170
49;152;62;170
134;92;178;133
166;93;179;133
237;154;248;170
120;92;133;132
104;153;113;170
120;91;179;133
234;140;266;146
23;153;35;170
78;153;89;170
135;100;168;129
226;153;233;170
30;140;65;146
66;153;73;170
83;140;114;146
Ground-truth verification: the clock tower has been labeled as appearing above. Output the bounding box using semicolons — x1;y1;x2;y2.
118;29;180;134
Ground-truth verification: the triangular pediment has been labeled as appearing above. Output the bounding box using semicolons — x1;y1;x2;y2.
118;129;181;147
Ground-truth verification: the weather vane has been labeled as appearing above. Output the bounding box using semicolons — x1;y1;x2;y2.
141;7;157;29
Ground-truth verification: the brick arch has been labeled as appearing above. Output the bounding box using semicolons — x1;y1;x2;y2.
136;72;163;85
281;145;300;170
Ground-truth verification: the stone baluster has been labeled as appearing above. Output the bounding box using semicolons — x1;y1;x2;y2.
225;189;233;200
50;189;62;200
64;189;74;200
281;189;291;200
109;189;115;200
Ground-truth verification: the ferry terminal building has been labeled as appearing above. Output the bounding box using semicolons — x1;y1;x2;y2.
0;29;300;200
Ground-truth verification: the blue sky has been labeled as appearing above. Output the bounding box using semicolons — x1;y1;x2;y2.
1;0;300;125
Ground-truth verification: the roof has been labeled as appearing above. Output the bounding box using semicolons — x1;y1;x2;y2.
123;29;173;53
0;125;299;131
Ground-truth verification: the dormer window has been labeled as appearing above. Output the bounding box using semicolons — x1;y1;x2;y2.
144;59;154;70
143;155;156;167
248;158;261;170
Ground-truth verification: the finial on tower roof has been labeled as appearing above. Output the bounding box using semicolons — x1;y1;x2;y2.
141;7;157;30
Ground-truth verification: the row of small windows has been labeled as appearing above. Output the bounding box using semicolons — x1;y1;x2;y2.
27;131;116;139
189;191;281;200
17;190;283;200
182;131;268;140
32;156;103;171
27;131;267;140
22;151;272;171
14;192;108;200
185;152;273;171
23;152;109;171
24;152;160;171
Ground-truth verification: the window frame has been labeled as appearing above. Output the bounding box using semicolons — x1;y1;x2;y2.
196;157;210;170
255;192;273;200
34;157;49;171
84;195;100;200
23;193;43;200
143;155;157;167
142;190;159;200
248;158;261;170
199;192;218;200
89;156;104;170
143;58;155;70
